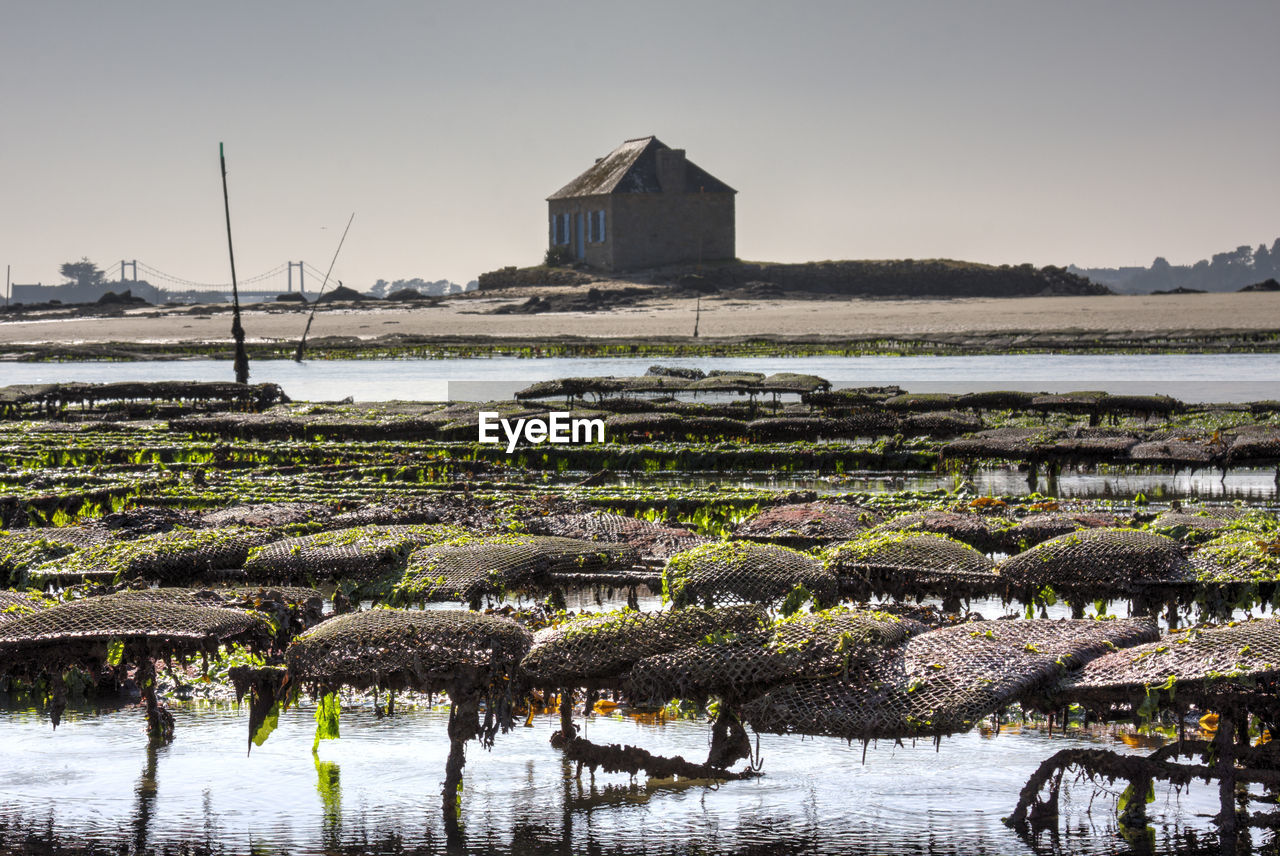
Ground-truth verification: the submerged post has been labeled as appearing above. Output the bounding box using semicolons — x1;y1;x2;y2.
219;142;251;384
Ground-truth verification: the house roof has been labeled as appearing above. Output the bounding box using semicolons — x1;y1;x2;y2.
547;136;736;200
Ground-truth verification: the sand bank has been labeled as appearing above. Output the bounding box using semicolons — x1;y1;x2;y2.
1;291;1278;355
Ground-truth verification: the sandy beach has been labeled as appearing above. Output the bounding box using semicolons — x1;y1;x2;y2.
1;290;1279;349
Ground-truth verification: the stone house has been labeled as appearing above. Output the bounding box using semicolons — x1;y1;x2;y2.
547;136;736;272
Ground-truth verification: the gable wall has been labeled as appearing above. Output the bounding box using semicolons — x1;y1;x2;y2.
609;192;735;271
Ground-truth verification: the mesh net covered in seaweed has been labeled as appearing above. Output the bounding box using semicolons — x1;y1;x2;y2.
242;524;465;584
626;607;922;706
741;618;1158;741
1127;436;1221;468
1002;512;1121;552
955;390;1038;411
901;411;984;438
326;498;481;529
0;593;269;676
198;503;333;531
824;532;998;599
995;528;1192;595
1041;431;1140;462
520;605;768;688
1189;533;1280;583
108;585;327;641
1226;425;1280;466
943;428;1058;462
1030;391;1107;415
29;527;275;585
732;502;881;548
1;534;84;585
286;608;532;697
524;511;705;560
0;590;52;623
394;534;638;603
835;410;902;437
873;510;1007;553
1096;393;1179;418
883;393;959;413
662;541;836;609
1059;619;1280;716
1150;512;1232;540
604;412;748;441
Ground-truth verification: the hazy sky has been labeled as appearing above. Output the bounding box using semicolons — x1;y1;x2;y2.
3;1;1277;290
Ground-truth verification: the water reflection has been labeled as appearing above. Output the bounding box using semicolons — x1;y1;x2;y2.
0;699;1255;855
625;467;1280;503
129;741;158;854
1;354;1276;404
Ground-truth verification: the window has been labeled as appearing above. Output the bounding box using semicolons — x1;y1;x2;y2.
595;210;606;243
551;213;571;246
586;211;595;243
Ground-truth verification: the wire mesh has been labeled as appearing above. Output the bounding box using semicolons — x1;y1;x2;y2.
520;605;768;688
1189;532;1280;583
995;528;1192;594
395;534;637;603
741;618;1157;740
1060;619;1280;715
286;607;532;696
733;502;881;548
874;510;1008;553
1002;512;1122;552
526;511;705;560
0;593;269;676
824;532;999;598
626;607;923;705
30;527;274;585
242;524;465;583
662;541;837;608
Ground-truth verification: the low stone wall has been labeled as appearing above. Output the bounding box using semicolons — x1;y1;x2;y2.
476;266;596;291
662;260;1111;298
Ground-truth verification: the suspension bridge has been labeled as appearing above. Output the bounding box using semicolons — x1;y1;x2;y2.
96;259;335;303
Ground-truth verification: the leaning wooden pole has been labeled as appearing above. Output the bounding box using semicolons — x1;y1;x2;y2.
294;212;355;363
219;142;251;384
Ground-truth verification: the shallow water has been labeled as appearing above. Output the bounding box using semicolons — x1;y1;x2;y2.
0;699;1238;855
627;467;1280;502
3;353;1278;402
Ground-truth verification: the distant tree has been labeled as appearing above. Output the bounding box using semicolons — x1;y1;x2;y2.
1135;256;1175;291
60;258;105;288
1255;244;1273;279
368;276;461;297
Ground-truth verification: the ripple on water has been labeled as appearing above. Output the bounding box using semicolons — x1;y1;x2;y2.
0;698;1239;855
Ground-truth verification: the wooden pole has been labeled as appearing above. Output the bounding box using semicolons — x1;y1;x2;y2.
4;264;9;308
294;212;355;363
219;143;251;384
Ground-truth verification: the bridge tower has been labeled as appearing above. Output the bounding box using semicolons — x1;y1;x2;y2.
287;261;305;294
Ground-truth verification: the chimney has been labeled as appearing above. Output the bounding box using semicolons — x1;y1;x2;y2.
656;148;687;193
